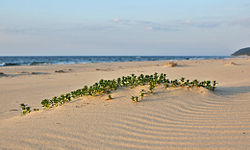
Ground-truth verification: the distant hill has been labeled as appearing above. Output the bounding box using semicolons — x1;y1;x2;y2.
231;47;250;56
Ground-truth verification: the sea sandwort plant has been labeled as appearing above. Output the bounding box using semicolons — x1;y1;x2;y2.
20;103;31;115
106;94;113;100
131;96;139;102
21;73;217;114
140;89;145;100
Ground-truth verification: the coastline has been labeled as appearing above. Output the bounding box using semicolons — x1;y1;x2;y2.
0;55;229;67
0;57;250;149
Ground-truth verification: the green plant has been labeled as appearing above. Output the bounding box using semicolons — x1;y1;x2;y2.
131;96;139;102
20;103;31;115
149;82;154;93
52;96;59;106
41;99;50;109
66;93;71;102
180;77;185;86
131;96;135;102
35;72;217;110
135;96;139;102
140;89;145;100
106;94;113;100
164;83;169;89
212;81;217;91
33;108;39;111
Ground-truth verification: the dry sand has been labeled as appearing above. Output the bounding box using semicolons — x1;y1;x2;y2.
0;57;250;150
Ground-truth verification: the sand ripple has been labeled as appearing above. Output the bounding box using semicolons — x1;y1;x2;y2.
1;86;249;150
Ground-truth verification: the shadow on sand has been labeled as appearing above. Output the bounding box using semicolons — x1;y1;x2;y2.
215;86;250;96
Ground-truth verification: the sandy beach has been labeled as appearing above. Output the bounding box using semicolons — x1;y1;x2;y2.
0;57;250;150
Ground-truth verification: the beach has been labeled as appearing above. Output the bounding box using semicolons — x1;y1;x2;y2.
0;57;250;149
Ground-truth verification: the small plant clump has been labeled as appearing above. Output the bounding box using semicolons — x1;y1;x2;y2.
131;96;135;102
106;94;113;100
160;77;218;92
131;96;139;102
135;96;139;102
21;73;218;114
140;89;145;100
20;103;31;115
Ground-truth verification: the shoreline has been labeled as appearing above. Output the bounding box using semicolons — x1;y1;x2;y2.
0;55;231;67
0;56;239;70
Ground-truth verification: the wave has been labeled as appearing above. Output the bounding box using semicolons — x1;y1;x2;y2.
0;63;21;66
29;62;48;66
0;62;49;66
0;56;230;67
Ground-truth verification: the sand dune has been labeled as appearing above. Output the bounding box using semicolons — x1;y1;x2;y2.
0;57;250;149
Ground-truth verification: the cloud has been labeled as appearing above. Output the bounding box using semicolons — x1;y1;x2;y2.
112;18;247;31
181;17;250;28
0;26;46;35
230;17;250;27
145;26;153;30
0;23;117;36
112;18;179;31
1;17;249;38
182;19;223;28
113;18;120;23
185;20;191;24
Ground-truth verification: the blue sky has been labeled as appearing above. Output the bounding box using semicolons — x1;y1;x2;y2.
0;0;249;56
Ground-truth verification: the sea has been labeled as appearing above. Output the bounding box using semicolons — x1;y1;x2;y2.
0;56;229;67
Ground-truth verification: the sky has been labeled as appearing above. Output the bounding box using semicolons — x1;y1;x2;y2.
0;0;249;56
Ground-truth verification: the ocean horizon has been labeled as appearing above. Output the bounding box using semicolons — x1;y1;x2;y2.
0;56;230;67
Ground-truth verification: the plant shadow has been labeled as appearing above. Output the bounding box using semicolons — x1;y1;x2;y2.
215;86;250;96
140;95;177;103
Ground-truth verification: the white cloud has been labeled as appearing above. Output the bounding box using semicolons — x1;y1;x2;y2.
185;20;191;24
145;26;153;30
111;19;178;31
113;18;121;23
230;17;250;27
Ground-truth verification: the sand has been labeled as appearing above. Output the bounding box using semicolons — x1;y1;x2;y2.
0;57;250;150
